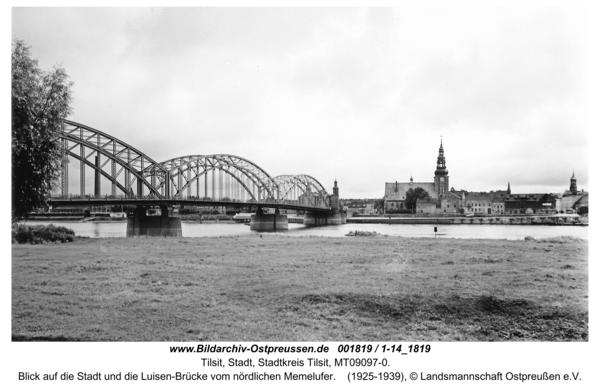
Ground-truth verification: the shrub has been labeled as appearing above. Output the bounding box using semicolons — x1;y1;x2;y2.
12;224;76;244
345;230;381;237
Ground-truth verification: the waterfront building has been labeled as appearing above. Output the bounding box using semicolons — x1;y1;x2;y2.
574;193;588;214
464;192;505;215
415;199;437;214
384;139;449;212
491;190;508;214
557;172;587;213
439;191;464;214
503;193;556;214
346;202;375;215
342;198;379;215
384;177;436;212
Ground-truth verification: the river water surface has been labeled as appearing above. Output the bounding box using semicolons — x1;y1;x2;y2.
24;221;588;240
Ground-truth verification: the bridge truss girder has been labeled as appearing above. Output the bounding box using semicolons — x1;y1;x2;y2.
273;174;330;208
58;120;166;199
145;154;280;202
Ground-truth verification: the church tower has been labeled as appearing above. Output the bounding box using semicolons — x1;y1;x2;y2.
570;172;577;194
331;179;341;211
434;138;449;197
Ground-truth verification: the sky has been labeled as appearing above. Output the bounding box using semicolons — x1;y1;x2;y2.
11;7;590;198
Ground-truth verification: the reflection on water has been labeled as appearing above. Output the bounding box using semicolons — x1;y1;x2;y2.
23;220;588;241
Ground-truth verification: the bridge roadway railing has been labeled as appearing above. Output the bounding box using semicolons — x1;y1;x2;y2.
49;193;330;209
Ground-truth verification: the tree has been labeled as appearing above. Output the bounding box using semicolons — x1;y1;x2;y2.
12;40;73;221
373;198;384;213
404;187;432;211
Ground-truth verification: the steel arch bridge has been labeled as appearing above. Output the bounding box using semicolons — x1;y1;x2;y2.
273;175;329;208
51;120;333;210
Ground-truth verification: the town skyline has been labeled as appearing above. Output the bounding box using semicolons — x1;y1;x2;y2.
12;7;589;198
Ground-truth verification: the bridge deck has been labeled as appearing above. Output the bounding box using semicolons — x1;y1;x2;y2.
48;198;330;213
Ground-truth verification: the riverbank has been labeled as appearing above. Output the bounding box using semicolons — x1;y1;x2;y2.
12;235;587;341
26;215;84;221
348;215;588;226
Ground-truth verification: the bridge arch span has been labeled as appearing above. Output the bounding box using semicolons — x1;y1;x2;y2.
274;174;329;207
58;120;166;198
146;154;280;202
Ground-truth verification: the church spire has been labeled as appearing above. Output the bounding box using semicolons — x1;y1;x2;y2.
436;136;446;170
570;171;577;193
507;182;511;195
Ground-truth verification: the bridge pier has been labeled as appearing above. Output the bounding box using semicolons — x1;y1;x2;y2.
250;207;288;232
126;205;182;237
303;210;347;227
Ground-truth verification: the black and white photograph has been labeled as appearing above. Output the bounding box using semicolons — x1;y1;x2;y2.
6;3;596;388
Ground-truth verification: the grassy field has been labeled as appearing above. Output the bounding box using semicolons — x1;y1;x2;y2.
12;234;588;341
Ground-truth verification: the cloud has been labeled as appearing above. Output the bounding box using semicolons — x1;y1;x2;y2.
12;7;588;197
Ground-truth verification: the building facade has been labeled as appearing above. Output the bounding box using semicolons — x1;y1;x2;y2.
384;139;449;212
464;190;508;215
384;178;437;211
557;172;588;213
504;193;556;214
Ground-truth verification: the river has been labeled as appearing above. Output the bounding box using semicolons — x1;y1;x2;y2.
23;220;589;240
